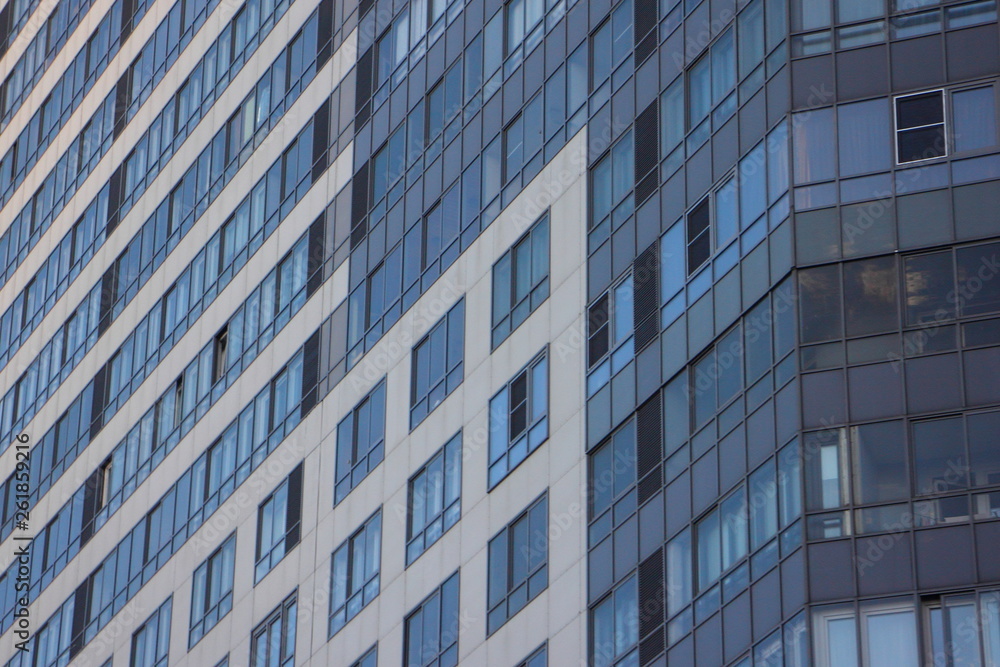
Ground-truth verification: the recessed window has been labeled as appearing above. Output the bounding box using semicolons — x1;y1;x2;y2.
488;350;549;488
131;597;172;667
492;214;549;348
487;494;548;634
410;299;465;429
329;511;381;636
895;90;946;164
251;593;297;667
407;432;462;564
255;464;303;582
404;572;460;666
334;380;386;504
189;533;236;647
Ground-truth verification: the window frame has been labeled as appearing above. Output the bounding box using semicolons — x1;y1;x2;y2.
894;88;948;165
491;212;550;348
488;348;549;489
329;510;382;637
487;492;549;635
410;298;465;430
250;592;298;667
406;431;462;565
403;571;461;667
189;532;236;648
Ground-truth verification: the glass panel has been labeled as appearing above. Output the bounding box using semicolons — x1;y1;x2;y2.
864;605;918;667
912;417;968;495
839;99;891;177
793;108;836;184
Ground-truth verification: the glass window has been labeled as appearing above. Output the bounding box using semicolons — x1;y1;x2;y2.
687;197;711;275
749;463;779;549
590;131;634;229
798;265;843;343
190;533;236;647
516;645;547;667
487;494;548;634
968;411;1000;487
851;421;907;504
404;572;460;667
492;214;549;347
838;99;891;177
350;647;378;667
912;417;968;495
329;511;381;636
739;0;765;78
131;597;172;667
791;0;831;30
904;251;955;326
895;90;946;164
957;242;1000;317
407;432;462;563
410;299;465;429
591;575;638;667
506;0;544;53
952;86;998;153
812;604;859;667
837;0;884;23
666;528;692;616
250;593;297;667
804;428;849;510
793;107;836;184
255;465;302;582
843;257;898;337
489;351;548;488
586;274;635;393
335;380;386;504
661;77;684;157
376;11;409;86
925;590;1000;667
862;599;919;667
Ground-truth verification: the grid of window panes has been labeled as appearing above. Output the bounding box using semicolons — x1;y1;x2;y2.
190;533;236;647
251;593;297;667
351;646;378;667
404;573;461;667
488;350;549;488
812;592;1000;667
335;380;387;504
407;432;462;564
492;214;550;348
516;645;548;667
131;597;172;667
788;0;998;58
330;511;382;637
410;299;465;429
487;494;548;634
793;84;998;223
255;466;303;582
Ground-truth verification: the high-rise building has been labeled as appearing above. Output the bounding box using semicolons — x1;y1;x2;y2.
0;0;999;664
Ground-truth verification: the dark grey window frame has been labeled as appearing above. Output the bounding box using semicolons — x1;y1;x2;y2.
406;431;462;565
410;298;465;430
491;213;550;349
487;493;549;635
334;379;386;505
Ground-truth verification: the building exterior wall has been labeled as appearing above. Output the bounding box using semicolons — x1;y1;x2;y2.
0;0;997;665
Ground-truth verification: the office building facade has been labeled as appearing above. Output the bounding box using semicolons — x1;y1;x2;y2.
0;0;998;664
